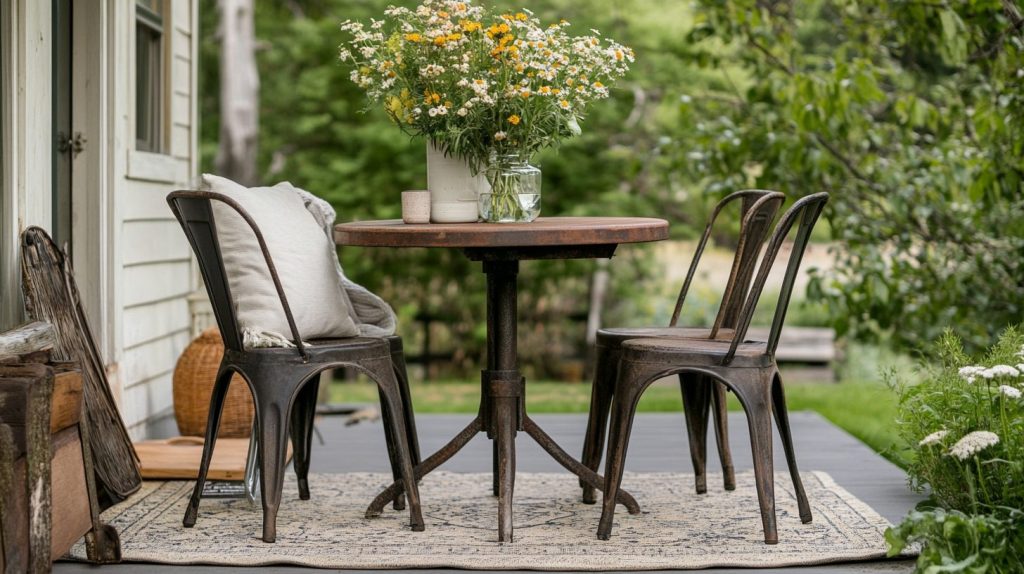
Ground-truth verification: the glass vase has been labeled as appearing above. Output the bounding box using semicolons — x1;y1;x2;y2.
478;155;541;223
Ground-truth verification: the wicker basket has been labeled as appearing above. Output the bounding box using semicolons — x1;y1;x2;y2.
173;327;254;438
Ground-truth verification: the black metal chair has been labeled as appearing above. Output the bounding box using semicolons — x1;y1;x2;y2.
167;190;424;543
580;190;785;503
596;192;829;544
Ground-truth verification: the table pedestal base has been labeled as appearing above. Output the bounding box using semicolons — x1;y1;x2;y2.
366;260;639;542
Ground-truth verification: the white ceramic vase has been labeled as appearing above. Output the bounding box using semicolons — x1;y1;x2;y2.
426;142;488;223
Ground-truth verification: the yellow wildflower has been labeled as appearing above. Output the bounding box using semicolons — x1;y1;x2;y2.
404;33;422;43
433;36;447;46
461;20;482;33
507;114;521;125
515;12;528;21
447;33;462;42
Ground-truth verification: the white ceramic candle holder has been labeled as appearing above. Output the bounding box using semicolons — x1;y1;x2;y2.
401;190;431;224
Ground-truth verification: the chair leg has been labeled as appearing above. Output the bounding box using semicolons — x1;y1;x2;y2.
731;372;778;545
256;389;293;543
388;340;421;466
771;373;812;523
290;379;319;501
365;357;425;532
711;382;736;491
183;368;233;528
377;385;407;511
581;346;615;504
680;374;711;494
597;361;647;541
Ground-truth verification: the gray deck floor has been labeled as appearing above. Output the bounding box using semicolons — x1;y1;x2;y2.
56;412;920;573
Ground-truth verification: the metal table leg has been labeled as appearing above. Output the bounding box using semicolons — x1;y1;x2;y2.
365;258;638;540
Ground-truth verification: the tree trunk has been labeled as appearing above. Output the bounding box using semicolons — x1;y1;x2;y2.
215;0;259;185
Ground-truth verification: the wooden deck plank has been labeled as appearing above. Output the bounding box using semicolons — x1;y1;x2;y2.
56;412;919;573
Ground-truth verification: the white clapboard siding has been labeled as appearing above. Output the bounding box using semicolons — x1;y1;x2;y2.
123;220;192;265
121;329;191;386
122;288;192;349
171;124;191;160
120;372;174;429
112;0;197;437
122;176;192;220
123;259;192;307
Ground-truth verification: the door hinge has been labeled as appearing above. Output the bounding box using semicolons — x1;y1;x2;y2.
57;131;87;157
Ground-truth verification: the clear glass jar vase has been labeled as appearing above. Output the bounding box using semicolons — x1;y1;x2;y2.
478;155;541;223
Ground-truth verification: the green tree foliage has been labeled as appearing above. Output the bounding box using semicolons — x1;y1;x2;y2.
678;0;1024;351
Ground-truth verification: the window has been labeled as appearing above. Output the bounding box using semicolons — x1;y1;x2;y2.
135;0;165;152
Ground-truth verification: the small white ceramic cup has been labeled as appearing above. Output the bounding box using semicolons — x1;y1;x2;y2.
401;190;431;224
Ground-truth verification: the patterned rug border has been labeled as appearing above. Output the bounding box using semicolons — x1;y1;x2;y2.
67;471;913;571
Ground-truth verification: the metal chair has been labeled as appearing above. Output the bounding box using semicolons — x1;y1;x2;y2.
167;190;424;543
580;190;785;503
596;192;829;544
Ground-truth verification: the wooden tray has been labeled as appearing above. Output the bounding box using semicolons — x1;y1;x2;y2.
134;436;290;481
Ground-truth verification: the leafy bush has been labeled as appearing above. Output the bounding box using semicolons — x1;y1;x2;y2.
886;327;1024;573
679;0;1024;353
886;508;1023;574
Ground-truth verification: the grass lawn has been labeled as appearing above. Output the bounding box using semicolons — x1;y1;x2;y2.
329;378;909;467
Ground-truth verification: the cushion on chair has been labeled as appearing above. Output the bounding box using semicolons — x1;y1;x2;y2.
200;174;361;345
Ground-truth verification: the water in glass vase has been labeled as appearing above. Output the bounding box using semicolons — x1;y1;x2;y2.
479;155;541;223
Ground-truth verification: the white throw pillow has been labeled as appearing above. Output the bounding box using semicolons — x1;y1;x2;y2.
201;174;360;345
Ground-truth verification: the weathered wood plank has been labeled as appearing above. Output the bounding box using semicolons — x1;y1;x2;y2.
20;227;141;503
0;323;54;362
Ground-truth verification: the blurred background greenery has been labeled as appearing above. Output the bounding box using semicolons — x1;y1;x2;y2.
198;0;1024;460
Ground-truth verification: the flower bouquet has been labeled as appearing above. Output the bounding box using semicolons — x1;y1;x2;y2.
340;0;633;222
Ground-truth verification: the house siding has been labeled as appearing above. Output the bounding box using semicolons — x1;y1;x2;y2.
118;0;198;438
1;0;200;439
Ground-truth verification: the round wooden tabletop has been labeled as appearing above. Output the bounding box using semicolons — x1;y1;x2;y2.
333;217;669;248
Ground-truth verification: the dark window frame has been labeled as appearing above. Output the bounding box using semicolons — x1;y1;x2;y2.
135;0;166;152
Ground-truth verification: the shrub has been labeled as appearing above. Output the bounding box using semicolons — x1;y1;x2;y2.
886;327;1024;573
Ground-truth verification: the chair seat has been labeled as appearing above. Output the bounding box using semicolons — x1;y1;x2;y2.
229;337;392;365
620;336;773;369
596;326;737;348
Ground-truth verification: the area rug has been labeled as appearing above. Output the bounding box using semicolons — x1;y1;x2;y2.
67;471;902;570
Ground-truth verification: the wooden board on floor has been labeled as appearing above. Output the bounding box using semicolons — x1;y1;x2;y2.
135;437;292;481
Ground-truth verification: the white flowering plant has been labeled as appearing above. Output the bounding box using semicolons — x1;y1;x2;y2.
885;327;1024;572
339;0;633;219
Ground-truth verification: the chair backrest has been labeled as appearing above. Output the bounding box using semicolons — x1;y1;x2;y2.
166;190;307;359
725;192;830;363
670;190;786;337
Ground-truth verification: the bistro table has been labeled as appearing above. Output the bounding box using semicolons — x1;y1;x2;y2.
334;217;669;542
